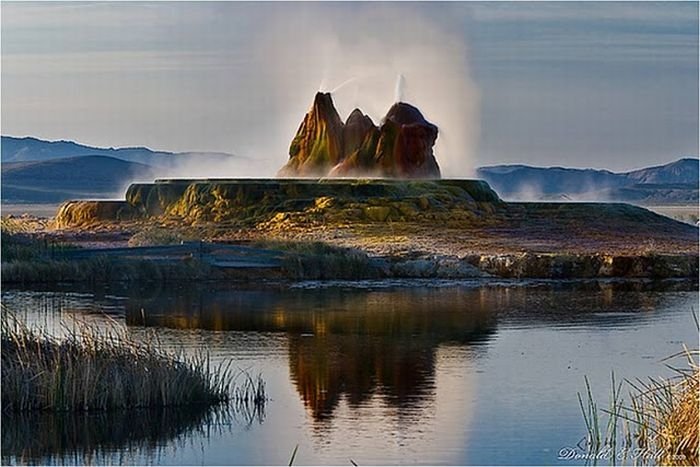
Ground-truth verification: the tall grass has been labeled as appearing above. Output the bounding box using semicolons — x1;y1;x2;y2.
1;312;264;413
1;223;75;263
1;255;212;285
127;226;189;247
253;240;379;279
1;226;215;284
629;349;699;466
578;348;699;466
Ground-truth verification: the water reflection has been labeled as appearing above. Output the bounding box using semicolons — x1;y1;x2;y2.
1;406;230;466
117;280;693;422
125;287;497;421
1;279;696;465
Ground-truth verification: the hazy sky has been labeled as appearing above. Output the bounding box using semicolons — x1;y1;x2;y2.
2;1;698;174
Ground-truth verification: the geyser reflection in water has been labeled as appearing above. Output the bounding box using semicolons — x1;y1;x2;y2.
3;281;696;464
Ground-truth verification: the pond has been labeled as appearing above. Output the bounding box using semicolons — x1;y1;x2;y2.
2;279;697;465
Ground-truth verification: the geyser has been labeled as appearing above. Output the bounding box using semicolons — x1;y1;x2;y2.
256;3;479;178
277;92;441;179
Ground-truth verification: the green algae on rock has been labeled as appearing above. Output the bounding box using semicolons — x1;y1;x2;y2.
54;200;138;228
54;178;501;228
277;92;345;177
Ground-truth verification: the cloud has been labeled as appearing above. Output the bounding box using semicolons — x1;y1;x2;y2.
1;2;696;173
468;2;697;24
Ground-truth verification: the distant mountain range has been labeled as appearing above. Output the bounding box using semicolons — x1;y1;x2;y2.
477;158;699;204
1;135;697;206
2;156;155;203
1;136;234;167
1;136;238;203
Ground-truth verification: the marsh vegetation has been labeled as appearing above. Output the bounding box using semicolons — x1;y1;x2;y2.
579;347;698;466
1;311;264;412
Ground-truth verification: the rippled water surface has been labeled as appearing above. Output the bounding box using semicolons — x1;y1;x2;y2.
2;279;697;465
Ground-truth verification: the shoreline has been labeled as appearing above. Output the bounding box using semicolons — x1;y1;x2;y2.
2;240;697;284
3;176;697;283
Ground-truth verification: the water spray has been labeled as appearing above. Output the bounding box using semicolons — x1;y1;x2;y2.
330;77;358;94
394;73;405;103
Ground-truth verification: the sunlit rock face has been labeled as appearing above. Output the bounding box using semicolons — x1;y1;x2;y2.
277;92;345;177
279;93;441;179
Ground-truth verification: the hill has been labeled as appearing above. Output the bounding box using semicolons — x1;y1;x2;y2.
2;155;154;203
477;158;699;205
1;136;234;168
624;158;699;184
1;135;241;204
2;135;697;207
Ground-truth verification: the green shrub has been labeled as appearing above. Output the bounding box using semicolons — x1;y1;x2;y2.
253;240;379;279
127;227;186;247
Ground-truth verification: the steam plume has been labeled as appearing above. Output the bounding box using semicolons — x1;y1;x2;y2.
394;74;406;103
253;3;480;178
144;3;480;180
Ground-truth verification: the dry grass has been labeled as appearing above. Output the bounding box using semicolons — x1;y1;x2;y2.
579;348;699;466
1;225;212;284
1;255;211;284
252;239;379;279
1;312;264;413
1;222;75;263
630;349;699;466
127;226;189;247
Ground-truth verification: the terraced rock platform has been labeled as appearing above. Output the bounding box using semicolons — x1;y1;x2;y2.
55;178;502;227
49;178;698;279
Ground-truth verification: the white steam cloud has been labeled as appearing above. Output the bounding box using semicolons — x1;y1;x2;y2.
142;3;480;180
394;74;406;103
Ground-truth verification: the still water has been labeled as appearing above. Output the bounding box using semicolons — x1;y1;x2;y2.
2;279;697;465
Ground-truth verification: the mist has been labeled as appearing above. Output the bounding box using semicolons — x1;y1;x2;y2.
156;3;479;180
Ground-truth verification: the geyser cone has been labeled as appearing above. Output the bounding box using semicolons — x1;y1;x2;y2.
277;93;441;179
329;109;380;177
278;92;345;177
375;102;440;178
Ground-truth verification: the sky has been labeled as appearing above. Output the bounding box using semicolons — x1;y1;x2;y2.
1;1;698;175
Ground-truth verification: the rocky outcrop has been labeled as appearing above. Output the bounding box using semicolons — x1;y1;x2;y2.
54;201;137;228
277;92;345;177
374;103;440;179
279;93;441;179
54;179;501;228
329;109;380;177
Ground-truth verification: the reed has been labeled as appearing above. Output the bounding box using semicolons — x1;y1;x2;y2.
1;224;75;263
630;349;699;466
1;256;211;284
127;226;188;247
1;312;263;413
579;348;699;466
253;240;378;279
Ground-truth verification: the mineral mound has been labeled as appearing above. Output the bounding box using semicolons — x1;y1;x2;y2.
278;92;441;179
277;92;345;177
